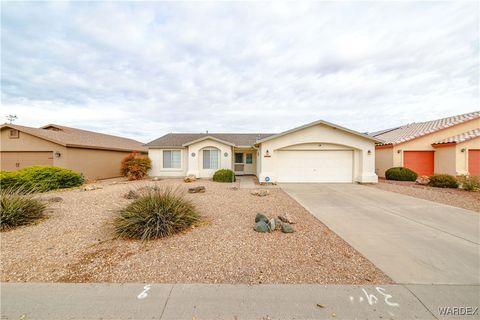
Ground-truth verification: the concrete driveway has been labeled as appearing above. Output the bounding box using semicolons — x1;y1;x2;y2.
280;183;480;285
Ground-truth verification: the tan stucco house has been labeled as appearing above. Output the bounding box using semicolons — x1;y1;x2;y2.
0;123;147;179
372;111;480;178
146;120;382;183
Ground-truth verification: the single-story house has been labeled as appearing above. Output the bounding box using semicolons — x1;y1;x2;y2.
371;111;480;177
145;120;382;183
0;123;147;179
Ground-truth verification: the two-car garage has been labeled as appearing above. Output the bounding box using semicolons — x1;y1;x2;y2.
255;120;381;184
276;150;354;183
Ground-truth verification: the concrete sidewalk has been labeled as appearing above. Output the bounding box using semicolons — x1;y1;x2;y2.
1;283;479;319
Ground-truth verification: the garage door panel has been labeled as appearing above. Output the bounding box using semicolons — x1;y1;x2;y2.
277;150;353;183
403;151;434;176
468;150;480;176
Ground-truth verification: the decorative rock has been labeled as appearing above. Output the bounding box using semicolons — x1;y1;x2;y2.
250;189;269;197
268;218;276;231
278;212;296;224
188;186;206;193
123;190;139;199
416;176;430;185
184;175;197;183
46;196;63;203
152;177;162;181
254;221;269;233
274;218;283;230
255;213;269;224
281;222;295;233
83;185;103;191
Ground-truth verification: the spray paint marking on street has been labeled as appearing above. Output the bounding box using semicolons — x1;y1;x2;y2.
137;284;152;299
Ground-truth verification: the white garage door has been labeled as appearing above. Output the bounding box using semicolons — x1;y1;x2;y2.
277;150;353;183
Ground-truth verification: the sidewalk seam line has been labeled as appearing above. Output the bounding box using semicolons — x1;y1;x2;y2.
403;284;439;320
159;284;174;320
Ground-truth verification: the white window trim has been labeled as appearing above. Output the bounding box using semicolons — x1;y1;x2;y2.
202;147;220;170
162;149;183;171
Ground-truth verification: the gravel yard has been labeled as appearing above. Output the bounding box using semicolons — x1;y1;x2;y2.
368;179;480;212
1;178;391;284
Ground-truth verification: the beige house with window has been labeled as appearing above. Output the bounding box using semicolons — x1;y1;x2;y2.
372;111;480;177
0;123;147;179
146;119;382;183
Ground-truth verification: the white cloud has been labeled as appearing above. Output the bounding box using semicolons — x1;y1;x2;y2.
1;1;478;142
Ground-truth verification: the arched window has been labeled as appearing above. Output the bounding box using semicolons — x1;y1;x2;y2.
203;147;220;169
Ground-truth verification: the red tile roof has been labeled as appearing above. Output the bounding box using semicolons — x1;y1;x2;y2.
432;128;480;145
372;111;480;145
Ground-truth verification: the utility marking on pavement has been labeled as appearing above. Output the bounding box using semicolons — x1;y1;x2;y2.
137;284;152;299
359;287;399;307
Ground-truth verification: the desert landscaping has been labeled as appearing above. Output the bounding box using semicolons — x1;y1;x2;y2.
0;178;391;284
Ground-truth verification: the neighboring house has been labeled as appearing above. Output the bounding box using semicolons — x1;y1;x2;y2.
145;120;381;183
0;123;147;179
371;111;480;177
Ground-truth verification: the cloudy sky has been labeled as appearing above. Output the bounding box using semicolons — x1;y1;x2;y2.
1;1;478;142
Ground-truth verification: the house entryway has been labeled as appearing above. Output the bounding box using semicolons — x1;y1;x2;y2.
234;149;256;175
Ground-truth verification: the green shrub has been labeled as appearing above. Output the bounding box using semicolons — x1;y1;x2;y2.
428;174;459;188
0;166;84;192
121;152;152;180
385;167;418;181
212;169;236;182
0;189;46;231
461;176;480;191
114;187;200;240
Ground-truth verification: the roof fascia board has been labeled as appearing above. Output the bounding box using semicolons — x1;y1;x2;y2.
182;136;236;147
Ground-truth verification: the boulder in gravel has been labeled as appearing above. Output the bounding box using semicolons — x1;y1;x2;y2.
281;222;295;233
123;190;139;199
268;218;276;231
416;176;430;185
254;221;269;233
255;213;269;224
188;186;206;193
250;189;269;197
184;175;197;183
83;185;103;191
278;212;296;224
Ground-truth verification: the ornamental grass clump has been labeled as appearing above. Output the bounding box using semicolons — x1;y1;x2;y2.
114;187;200;240
0;188;46;231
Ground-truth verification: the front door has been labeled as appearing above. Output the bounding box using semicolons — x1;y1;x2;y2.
234;152;244;175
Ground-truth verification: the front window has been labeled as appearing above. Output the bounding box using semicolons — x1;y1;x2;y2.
246;153;253;164
203;148;219;169
163;150;181;168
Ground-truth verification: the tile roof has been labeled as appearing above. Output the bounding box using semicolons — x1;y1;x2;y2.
372;111;480;145
145;133;276;148
432;128;480;145
1;123;147;152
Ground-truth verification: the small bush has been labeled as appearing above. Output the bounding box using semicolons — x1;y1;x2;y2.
0;166;83;192
121;151;152;180
385;167;418;181
114;187;200;240
212;169;236;182
428;174;459;188
459;176;480;191
0;189;46;231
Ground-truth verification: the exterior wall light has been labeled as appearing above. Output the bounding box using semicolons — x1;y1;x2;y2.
397;149;402;154
461;148;466;153
54;152;61;158
367;150;372;155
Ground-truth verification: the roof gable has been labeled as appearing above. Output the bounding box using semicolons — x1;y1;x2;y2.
373;111;480;146
255;120;383;144
1;123;146;152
